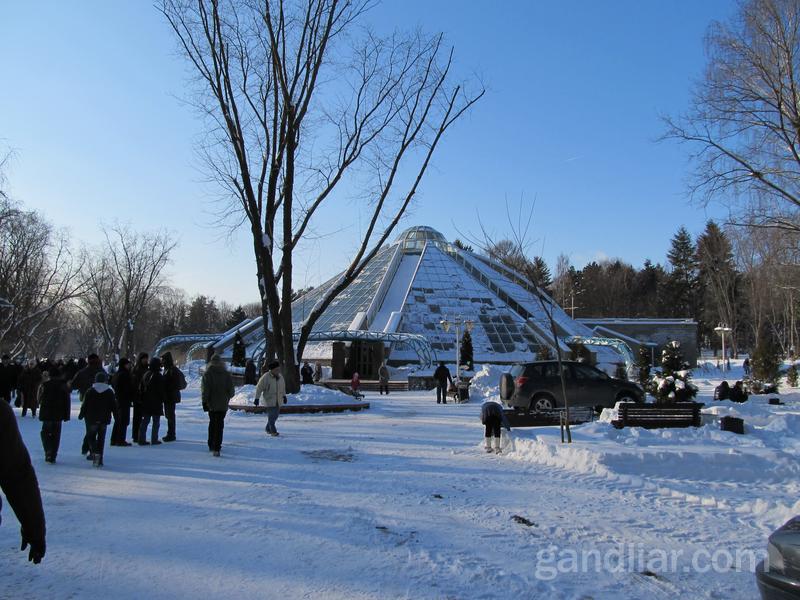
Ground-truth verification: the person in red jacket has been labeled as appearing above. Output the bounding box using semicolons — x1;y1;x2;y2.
0;399;46;563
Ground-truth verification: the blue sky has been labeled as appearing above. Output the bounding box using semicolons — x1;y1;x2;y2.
1;1;735;304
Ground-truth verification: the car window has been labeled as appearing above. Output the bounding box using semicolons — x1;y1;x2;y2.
510;365;526;377
572;364;605;380
541;363;569;378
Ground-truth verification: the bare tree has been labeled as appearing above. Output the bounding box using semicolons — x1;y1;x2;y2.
470;210;574;443
665;0;800;233
161;0;482;391
80;224;176;358
0;197;84;357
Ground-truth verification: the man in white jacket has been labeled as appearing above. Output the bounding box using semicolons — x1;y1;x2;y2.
255;361;286;436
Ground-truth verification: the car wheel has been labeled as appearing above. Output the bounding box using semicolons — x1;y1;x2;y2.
530;394;555;412
616;393;638;405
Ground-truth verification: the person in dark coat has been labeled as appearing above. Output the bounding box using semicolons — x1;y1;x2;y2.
70;354;105;456
481;400;511;453
37;367;71;463
110;358;134;446
0;354;17;404
18;359;43;418
131;353;149;445
714;380;730;401
201;354;235;456
244;359;257;385
730;380;749;403
0;399;46;564
138;357;165;445
433;362;453;404
160;352;185;442
81;371;116;467
300;361;314;385
63;358;78;383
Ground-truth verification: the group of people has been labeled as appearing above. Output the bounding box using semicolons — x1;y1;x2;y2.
0;351;188;468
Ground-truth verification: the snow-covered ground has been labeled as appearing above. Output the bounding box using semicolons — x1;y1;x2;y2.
0;359;795;599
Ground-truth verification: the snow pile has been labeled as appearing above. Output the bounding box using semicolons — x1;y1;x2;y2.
467;363;505;402
230;383;358;407
507;386;800;530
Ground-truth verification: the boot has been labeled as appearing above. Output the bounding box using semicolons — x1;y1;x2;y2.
212;450;220;457
493;436;502;454
93;454;103;467
484;437;493;452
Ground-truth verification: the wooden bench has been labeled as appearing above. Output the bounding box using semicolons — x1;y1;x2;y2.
504;406;595;428
611;402;703;429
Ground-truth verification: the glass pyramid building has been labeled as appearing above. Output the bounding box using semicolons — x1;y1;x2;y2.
222;225;615;365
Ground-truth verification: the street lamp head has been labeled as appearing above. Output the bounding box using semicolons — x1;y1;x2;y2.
465;319;474;332
440;319;451;333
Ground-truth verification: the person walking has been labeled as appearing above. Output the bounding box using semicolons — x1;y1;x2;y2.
131;353;149;445
433;362;453;404
70;354;105;457
300;361;314;385
160;352;186;442
37;367;71;463
255;360;285;437
313;362;322;383
480;400;511;454
201;354;235;456
0;354;16;404
110;358;134;446
244;359;257;385
138;357;165;446
18;359;43;418
81;372;116;467
378;362;390;395
0;399;46;564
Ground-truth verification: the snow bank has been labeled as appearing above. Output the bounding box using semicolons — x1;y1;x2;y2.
507;383;800;530
230;383;358;407
467;363;505;402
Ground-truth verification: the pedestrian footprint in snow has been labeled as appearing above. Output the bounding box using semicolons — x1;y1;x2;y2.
480;400;511;454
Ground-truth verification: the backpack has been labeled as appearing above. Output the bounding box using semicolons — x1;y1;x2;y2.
175;367;187;391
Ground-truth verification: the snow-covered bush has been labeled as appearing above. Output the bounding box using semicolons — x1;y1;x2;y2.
647;341;698;403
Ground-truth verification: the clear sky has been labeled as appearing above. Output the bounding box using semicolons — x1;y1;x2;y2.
1;1;736;305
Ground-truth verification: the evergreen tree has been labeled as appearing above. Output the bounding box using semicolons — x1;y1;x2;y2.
787;363;798;387
537;345;553;360
696;221;738;354
459;330;474;370
231;332;247;367
453;239;473;252
751;326;782;384
648;340;698;403
226;305;248;330
530;256;552;288
664;227;699;318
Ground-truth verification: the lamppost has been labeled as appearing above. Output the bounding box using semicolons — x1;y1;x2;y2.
439;316;474;383
714;324;732;372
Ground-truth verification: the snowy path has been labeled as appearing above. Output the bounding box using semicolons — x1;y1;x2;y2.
1;386;764;599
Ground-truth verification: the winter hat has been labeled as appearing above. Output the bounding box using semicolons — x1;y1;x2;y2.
210;353;223;365
95;371;109;383
267;360;280;371
149;357;162;371
118;357;130;368
161;351;174;368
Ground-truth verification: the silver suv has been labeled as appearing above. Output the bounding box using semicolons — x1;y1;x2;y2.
499;361;643;412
